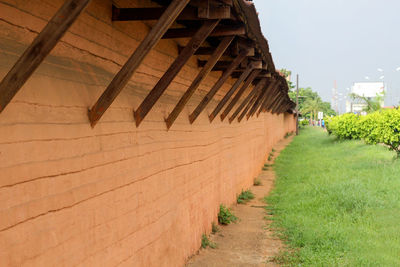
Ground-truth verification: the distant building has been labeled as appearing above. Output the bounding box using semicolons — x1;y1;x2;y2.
346;82;385;113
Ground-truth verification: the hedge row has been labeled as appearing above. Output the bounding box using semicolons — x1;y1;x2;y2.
325;108;400;157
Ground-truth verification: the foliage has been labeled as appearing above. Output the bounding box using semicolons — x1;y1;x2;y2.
201;234;217;249
211;222;219;234
218;204;238;225
325;113;362;140
266;127;400;265
237;190;255;204
280;69;295;90
288;87;336;119
349;92;385;113
284;132;293;139
326;108;400;157
300;119;309;127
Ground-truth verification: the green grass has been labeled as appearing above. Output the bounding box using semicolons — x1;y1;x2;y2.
237;190;255;204
266;127;400;266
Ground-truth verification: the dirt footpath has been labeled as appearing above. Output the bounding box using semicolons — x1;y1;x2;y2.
186;136;293;267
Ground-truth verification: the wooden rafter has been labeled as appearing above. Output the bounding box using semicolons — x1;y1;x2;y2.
165;35;235;130
162;25;245;39
216;0;233;5
228;78;266;123
220;69;260;121
238;87;261;122
261;83;280;112
0;0;91;114
195;0;209;18
112;5;232;21
190;0;232;7
189;47;251;124
133;19;220;127
179;45;228;56
265;93;281;112
246;83;268;119
88;0;190;127
231;70;269;79
255;80;278;117
208;60;260;122
257;82;278;116
271;98;284;114
269;92;284;113
247;80;276;119
272;96;286;114
278;102;291;114
198;60;234;68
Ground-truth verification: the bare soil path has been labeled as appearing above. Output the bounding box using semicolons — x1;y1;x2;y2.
186;136;293;267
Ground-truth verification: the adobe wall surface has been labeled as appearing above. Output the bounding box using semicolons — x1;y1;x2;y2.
0;0;296;266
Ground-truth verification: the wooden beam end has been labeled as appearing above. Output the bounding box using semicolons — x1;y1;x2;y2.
133;109;142;127
209;113;215;122
188;113;195;124
220;113;226;121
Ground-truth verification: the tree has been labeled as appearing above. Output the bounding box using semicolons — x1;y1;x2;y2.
281;69;335;119
302;98;324;122
349;92;385;113
280;69;295;90
288;87;336;119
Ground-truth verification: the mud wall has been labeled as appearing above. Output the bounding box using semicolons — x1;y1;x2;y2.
0;0;296;266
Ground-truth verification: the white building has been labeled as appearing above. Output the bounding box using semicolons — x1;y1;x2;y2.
346;82;385;113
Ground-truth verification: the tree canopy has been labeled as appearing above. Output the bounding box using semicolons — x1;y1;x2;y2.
288;86;336;119
280;69;336;119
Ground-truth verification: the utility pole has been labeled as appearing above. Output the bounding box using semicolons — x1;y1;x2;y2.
296;74;299;135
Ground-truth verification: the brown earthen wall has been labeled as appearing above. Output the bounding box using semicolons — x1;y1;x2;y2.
0;0;296;266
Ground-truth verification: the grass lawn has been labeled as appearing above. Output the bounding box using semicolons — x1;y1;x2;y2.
266;126;400;266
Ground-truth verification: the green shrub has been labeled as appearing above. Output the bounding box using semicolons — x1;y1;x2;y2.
372;109;400;156
327;108;400;157
237;190;255;204
330;113;361;139
218;204;238;225
300;119;309;127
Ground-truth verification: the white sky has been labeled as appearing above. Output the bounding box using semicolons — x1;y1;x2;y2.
253;0;400;109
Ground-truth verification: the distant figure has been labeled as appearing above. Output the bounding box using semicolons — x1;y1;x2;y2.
321;119;325;128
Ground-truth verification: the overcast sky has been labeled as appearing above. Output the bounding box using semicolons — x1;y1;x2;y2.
253;0;400;111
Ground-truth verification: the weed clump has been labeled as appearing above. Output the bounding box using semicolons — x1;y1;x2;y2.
211;222;219;234
284;132;293;139
254;178;262;186
237;190;255;204
218;204;238;225
201;234;217;249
